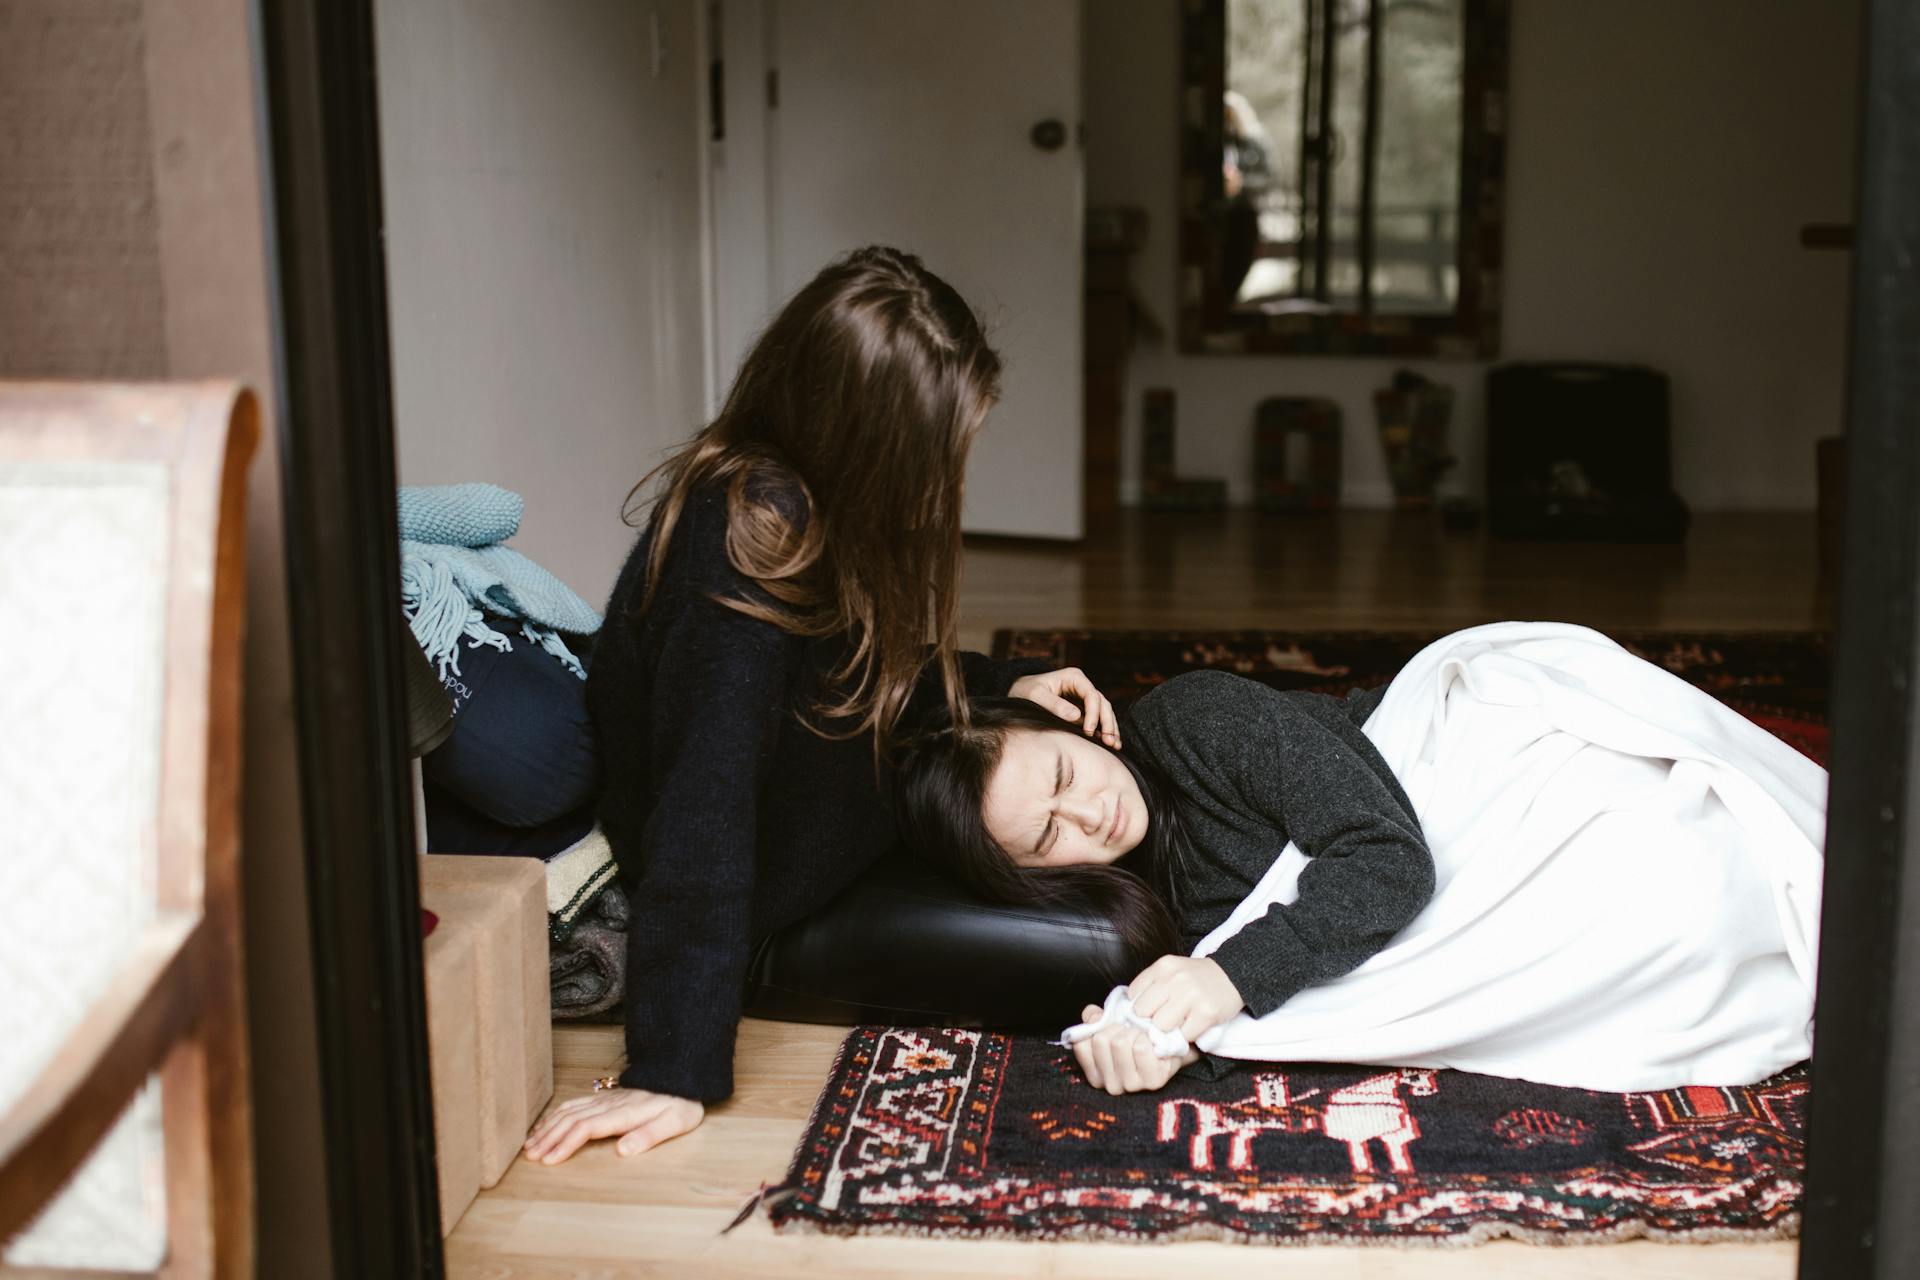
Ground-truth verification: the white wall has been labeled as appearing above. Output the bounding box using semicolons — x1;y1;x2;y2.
765;0;1087;539
1085;0;1860;510
377;0;708;605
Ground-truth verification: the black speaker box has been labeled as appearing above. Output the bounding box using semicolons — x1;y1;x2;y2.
1486;363;1691;542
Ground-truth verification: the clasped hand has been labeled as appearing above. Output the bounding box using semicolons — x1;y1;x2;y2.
1072;955;1244;1096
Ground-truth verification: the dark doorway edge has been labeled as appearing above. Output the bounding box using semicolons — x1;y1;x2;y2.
1800;0;1920;1275
253;0;442;1273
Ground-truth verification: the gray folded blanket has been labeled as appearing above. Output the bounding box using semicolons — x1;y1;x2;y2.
549;881;628;1021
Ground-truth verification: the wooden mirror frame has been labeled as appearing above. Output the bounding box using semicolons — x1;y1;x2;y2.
1177;0;1510;357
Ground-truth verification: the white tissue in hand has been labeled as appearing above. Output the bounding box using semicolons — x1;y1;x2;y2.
1057;986;1190;1059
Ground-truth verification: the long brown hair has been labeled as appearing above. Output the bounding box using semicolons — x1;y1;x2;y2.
624;246;1001;751
895;698;1197;976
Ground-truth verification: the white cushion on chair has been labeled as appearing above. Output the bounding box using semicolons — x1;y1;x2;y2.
0;462;170;1269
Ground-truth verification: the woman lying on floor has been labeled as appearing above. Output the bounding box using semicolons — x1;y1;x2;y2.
898;622;1827;1097
522;246;1121;1165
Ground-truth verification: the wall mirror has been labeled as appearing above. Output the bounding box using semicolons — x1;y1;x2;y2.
1179;0;1509;356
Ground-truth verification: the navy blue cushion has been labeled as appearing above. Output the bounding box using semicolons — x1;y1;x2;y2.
421;631;599;828
423;779;594;857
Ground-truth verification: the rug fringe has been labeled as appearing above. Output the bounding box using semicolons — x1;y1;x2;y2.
765;1210;1802;1249
723;1182;800;1234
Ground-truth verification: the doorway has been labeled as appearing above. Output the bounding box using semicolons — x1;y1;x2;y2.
254;0;1920;1274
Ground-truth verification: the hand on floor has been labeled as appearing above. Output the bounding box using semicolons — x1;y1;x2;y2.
1073;1008;1199;1095
522;1086;704;1164
1127;954;1244;1042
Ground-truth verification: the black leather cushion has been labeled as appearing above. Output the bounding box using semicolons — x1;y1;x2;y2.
742;851;1130;1030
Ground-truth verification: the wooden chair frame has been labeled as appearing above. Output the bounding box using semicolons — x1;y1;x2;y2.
0;383;259;1276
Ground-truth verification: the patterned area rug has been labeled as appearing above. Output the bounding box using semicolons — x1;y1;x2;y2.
769;1026;1809;1244
991;627;1830;765
764;628;1828;1243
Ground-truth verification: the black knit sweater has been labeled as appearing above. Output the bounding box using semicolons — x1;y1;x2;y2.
586;483;1036;1101
1126;670;1435;1018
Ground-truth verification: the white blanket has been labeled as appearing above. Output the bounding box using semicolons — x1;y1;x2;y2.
1067;622;1825;1092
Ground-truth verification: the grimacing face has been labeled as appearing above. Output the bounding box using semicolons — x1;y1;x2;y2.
981;728;1148;868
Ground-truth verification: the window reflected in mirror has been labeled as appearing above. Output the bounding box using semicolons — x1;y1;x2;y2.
1182;0;1506;356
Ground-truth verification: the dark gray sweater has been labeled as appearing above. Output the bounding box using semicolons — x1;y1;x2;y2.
1126;669;1434;1018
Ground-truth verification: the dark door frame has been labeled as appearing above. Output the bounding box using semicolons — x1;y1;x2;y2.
255;0;442;1274
1797;1;1920;1275
256;0;1915;1274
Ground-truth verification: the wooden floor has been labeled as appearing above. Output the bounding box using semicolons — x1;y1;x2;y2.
952;508;1829;652
449;510;1826;1278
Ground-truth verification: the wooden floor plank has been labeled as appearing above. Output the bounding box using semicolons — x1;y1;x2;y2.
449;1195;1794;1279
452;509;1814;1276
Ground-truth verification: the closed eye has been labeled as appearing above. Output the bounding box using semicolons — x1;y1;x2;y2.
1032;751;1069;858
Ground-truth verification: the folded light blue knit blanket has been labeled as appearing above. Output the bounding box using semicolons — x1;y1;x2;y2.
398;483;603;682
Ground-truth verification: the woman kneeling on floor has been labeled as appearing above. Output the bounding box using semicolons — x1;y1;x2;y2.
897;622;1826;1097
522;246;1123;1165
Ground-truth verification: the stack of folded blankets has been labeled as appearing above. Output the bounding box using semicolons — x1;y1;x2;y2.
543;827;627;1021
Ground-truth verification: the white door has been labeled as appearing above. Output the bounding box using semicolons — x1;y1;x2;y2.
712;0;1084;539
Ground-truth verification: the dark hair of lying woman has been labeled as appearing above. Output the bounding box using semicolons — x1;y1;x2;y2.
894;696;1198;980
